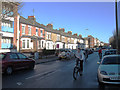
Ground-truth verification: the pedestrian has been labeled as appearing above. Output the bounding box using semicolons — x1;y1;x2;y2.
98;47;102;60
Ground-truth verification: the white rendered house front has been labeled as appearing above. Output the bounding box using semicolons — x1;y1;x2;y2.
55;42;64;49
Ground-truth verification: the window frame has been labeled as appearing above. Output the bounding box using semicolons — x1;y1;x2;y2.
22;40;25;49
28;27;31;35
22;26;25;35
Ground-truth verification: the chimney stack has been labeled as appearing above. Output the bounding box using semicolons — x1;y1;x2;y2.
46;23;53;29
28;16;36;21
79;34;82;38
73;33;78;36
59;28;65;32
67;31;72;35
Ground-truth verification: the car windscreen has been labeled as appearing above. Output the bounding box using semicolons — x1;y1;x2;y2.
102;56;120;65
60;50;65;52
105;51;116;55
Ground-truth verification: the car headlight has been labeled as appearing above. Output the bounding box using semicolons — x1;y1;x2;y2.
100;71;108;75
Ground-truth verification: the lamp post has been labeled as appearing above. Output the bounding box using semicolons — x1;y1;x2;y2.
115;0;119;54
85;29;88;48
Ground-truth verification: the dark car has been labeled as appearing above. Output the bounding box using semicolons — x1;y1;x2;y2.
55;50;60;56
103;49;117;56
1;52;35;75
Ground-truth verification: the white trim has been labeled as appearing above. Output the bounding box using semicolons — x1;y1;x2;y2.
0;49;17;53
21;24;26;26
21;38;33;49
4;17;14;21
41;40;46;49
28;26;31;35
36;28;38;36
22;26;25;35
46;41;54;50
0;31;14;37
28;25;32;28
36;27;39;29
40;28;44;30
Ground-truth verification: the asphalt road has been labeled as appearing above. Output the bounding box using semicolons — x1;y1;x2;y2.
2;51;120;89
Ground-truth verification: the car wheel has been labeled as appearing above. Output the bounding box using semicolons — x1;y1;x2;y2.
97;77;104;87
6;66;13;75
29;63;35;70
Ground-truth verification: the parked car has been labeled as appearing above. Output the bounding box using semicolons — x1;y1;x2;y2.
97;55;120;85
103;49;117;56
58;49;74;60
1;52;35;75
55;50;59;56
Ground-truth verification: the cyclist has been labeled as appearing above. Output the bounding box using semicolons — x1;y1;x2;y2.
75;47;84;76
98;47;102;60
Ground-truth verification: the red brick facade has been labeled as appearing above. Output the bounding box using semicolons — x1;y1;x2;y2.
19;21;45;52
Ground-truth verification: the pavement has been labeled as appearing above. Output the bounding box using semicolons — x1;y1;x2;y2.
35;55;58;64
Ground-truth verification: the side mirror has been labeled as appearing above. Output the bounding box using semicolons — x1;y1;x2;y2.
97;62;100;64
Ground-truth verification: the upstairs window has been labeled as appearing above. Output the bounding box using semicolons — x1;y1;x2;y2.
28;27;31;35
41;30;43;37
36;29;38;36
22;26;25;34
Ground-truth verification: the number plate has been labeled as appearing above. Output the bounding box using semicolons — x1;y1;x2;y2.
110;77;120;80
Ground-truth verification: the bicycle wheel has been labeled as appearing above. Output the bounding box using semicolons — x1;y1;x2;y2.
78;68;82;76
73;67;79;80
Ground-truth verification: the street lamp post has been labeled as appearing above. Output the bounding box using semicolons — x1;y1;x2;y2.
85;29;88;48
115;0;119;54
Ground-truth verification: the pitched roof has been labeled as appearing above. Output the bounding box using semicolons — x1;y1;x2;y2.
20;16;45;29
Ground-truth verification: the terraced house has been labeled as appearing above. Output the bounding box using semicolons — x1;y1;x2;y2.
19;16;45;53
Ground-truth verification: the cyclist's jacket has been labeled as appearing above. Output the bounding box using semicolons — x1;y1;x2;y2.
75;50;84;60
98;49;102;54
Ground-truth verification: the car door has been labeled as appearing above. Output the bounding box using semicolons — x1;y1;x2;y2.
9;53;22;70
17;53;29;68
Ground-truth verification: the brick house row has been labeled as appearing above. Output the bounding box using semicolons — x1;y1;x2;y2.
18;15;85;53
0;2;104;54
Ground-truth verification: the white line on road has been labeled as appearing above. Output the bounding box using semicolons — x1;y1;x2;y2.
36;70;58;81
25;69;57;80
16;82;23;86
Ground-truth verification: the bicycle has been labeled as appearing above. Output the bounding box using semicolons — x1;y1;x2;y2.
99;53;102;59
73;60;82;80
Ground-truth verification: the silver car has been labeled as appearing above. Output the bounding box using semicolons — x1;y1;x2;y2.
97;55;120;85
58;50;71;60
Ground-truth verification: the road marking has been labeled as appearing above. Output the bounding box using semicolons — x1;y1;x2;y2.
36;70;58;81
26;60;74;80
17;82;22;86
25;69;57;80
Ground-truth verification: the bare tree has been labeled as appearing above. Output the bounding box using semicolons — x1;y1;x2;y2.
1;0;23;18
0;0;23;31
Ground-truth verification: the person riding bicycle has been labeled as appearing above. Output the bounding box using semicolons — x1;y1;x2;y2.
98;47;102;60
75;47;84;76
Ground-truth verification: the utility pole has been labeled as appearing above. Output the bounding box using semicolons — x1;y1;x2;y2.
115;0;119;54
